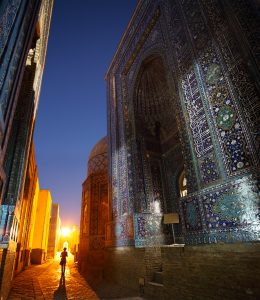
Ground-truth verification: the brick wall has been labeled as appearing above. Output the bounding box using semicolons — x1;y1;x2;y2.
144;247;162;282
163;243;260;300
104;247;146;291
0;245;16;300
103;243;260;300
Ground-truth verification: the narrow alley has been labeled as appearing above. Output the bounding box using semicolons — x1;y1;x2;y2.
8;254;98;299
8;254;144;300
1;1;260;300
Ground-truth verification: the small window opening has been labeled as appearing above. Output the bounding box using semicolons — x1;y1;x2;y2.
179;170;187;197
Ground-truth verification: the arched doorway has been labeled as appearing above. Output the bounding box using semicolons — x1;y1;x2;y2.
132;55;185;244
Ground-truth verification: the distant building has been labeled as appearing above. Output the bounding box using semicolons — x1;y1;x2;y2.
14;143;39;274
30;190;52;264
59;225;80;253
0;0;53;299
47;204;61;258
79;136;109;281
28;178;40;258
70;225;80;259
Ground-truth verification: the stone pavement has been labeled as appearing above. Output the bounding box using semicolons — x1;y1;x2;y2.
8;253;145;300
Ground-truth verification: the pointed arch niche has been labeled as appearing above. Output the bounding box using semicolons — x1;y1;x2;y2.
132;55;185;246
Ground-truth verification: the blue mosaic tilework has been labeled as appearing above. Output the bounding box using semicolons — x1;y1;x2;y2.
181;70;213;158
181;196;202;231
0;0;37;115
113;215;135;247
201;0;260;142
169;0;221;186
134;213;167;247
108;77;120;219
200;0;259;168
0;205;17;243
178;0;258;175
106;0;260;247
180;174;260;244
200;156;219;184
199;47;253;174
202;176;259;230
0;0;21;59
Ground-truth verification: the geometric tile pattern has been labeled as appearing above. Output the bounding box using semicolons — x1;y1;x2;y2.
88;137;108;176
133;213;171;247
106;0;260;246
180;174;260;245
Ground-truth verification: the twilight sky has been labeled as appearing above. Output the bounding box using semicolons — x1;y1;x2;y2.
34;1;136;226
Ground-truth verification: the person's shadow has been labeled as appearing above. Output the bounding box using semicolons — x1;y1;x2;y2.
54;274;67;299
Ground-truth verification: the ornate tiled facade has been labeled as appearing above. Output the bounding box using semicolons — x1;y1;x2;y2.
0;1;53;298
79;137;110;279
106;0;260;247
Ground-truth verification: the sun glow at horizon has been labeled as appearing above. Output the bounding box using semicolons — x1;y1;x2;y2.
61;227;71;237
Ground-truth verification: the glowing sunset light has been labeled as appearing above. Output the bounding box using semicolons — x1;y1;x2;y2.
61;227;71;237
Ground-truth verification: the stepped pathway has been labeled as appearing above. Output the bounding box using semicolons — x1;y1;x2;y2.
8;254;144;300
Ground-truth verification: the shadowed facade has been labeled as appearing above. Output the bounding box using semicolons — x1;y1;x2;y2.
79;137;110;281
106;1;259;248
0;1;53;299
81;0;260;299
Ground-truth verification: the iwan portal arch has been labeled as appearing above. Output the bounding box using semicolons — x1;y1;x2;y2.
130;54;186;246
78;1;260;298
106;0;259;248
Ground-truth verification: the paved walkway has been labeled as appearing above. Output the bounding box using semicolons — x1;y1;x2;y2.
8;253;99;299
8;254;144;300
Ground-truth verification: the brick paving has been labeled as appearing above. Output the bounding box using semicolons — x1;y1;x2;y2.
8;253;97;300
8;254;145;300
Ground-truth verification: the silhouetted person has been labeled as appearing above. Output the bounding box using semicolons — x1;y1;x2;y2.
60;247;68;275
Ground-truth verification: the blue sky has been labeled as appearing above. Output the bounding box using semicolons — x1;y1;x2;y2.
34;1;136;226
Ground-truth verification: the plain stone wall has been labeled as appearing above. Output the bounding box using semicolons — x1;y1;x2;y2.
103;243;260;300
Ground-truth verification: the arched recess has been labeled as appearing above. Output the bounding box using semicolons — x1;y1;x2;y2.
132;55;186;246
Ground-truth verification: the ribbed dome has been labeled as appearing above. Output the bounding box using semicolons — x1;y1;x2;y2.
88;136;108;176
